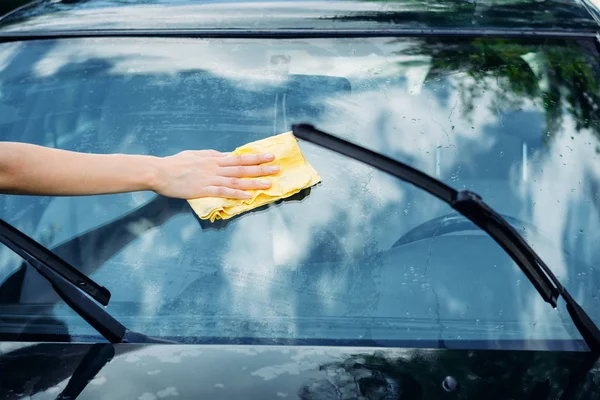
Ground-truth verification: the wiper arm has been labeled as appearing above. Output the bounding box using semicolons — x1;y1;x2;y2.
0;218;110;306
292;123;600;353
0;221;171;344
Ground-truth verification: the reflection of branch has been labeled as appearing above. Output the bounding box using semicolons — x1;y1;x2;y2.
51;195;187;276
394;37;600;145
323;0;596;30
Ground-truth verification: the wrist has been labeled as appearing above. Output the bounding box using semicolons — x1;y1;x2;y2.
137;155;164;193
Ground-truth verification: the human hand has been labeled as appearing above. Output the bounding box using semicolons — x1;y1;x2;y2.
151;150;279;199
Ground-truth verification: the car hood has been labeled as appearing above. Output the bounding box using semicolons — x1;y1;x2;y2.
0;0;598;33
1;342;599;399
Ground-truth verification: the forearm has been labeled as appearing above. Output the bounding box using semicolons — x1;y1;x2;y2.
0;142;159;196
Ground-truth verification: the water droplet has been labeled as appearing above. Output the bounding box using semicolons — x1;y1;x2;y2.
442;376;458;392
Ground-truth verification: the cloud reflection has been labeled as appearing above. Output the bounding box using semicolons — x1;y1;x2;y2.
0;35;598;346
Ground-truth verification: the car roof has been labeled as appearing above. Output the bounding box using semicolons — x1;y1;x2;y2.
0;0;598;34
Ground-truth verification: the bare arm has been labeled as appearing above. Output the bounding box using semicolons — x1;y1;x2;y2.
0;142;279;199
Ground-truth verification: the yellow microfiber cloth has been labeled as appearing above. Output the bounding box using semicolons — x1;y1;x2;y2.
187;131;321;222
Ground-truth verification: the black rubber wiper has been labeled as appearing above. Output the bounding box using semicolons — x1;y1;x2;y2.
292;123;600;353
0;219;171;344
0;218;110;305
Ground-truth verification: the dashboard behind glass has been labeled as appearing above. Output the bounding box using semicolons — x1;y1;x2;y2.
0;36;598;347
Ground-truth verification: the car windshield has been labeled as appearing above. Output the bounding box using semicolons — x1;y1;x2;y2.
1;34;600;348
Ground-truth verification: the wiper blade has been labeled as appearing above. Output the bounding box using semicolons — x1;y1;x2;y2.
292;123;600;353
0;221;171;344
0;218;110;306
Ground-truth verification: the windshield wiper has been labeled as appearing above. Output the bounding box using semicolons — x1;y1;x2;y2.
0;219;171;344
292;123;600;353
0;218;110;305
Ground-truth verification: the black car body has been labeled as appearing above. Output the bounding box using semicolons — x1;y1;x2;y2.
2;0;600;398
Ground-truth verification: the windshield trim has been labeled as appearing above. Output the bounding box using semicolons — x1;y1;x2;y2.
0;28;596;43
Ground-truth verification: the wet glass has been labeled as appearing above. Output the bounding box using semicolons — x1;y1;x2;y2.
0;36;598;348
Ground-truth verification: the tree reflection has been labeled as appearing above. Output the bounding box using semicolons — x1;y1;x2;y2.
396;37;600;148
328;0;598;30
299;350;600;399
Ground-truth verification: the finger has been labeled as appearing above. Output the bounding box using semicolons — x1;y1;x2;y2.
217;153;275;166
192;150;226;157
202;186;252;199
212;177;272;190
218;165;280;178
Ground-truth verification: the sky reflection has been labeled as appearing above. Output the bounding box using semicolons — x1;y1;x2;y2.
0;35;598;347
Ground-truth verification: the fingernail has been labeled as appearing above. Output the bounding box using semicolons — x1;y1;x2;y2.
258;180;271;186
264;153;275;160
243;192;252;199
267;166;280;173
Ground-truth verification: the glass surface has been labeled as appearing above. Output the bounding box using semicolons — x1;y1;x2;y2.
0;0;596;32
0;36;599;348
